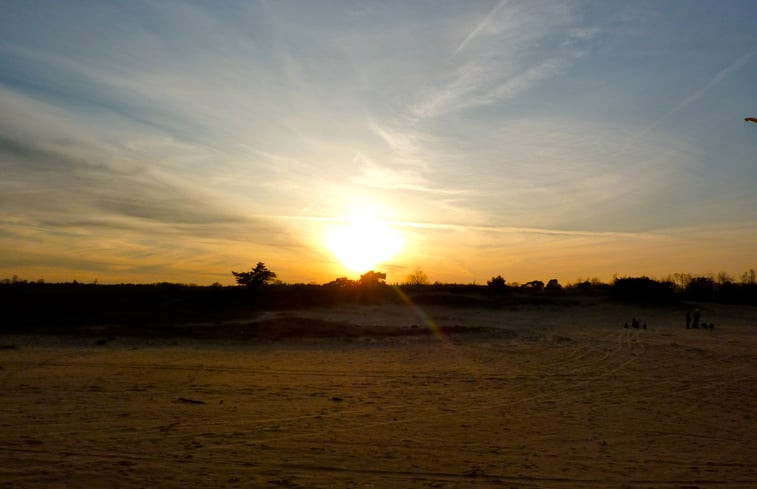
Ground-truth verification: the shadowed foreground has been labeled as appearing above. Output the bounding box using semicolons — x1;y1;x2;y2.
1;305;756;488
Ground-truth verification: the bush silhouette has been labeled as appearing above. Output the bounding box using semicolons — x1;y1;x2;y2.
487;275;506;289
545;279;562;292
523;280;544;292
610;277;676;304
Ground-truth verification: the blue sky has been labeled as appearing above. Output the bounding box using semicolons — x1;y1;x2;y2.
1;1;756;284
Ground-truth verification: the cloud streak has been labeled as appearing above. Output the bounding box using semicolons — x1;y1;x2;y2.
1;1;756;283
410;2;589;120
453;0;511;56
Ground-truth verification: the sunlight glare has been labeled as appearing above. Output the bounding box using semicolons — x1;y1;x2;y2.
325;208;404;274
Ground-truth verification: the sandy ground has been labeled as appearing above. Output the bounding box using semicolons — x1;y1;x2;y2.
1;302;756;488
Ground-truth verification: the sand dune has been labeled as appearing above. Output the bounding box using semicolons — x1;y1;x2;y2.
1;302;755;488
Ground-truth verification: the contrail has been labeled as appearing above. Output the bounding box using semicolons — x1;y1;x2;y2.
632;48;757;141
453;0;511;56
668;48;757;118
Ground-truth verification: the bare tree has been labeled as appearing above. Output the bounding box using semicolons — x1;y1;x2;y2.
716;271;733;285
741;268;756;285
406;268;429;286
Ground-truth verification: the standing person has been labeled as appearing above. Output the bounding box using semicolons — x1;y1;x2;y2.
686;310;692;329
693;309;700;329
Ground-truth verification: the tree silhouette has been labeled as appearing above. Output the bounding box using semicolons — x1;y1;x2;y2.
359;270;386;287
741;268;756;285
487;275;506;288
406;268;429;286
231;262;277;287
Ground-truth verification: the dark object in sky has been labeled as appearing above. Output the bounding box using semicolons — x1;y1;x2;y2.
745;117;757;123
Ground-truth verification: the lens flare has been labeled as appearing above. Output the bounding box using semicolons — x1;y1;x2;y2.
391;285;454;348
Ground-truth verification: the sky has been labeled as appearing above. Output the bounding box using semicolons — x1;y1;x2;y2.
1;0;756;285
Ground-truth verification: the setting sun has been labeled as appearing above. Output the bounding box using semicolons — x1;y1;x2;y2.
325;211;404;274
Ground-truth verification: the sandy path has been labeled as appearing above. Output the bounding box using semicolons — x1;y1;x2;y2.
1;307;756;488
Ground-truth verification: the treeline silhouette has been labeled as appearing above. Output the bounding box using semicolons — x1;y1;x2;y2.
1;268;756;331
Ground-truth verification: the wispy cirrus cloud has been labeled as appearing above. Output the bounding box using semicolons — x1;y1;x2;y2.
1;1;756;283
350;151;467;196
0;83;300;268
411;1;591;119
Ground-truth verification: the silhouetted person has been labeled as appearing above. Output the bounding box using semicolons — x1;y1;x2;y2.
631;318;639;329
686;311;692;329
642;322;647;329
692;309;700;329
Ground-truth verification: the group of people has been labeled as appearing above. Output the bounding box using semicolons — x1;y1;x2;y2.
621;310;716;330
686;309;714;329
624;318;646;329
